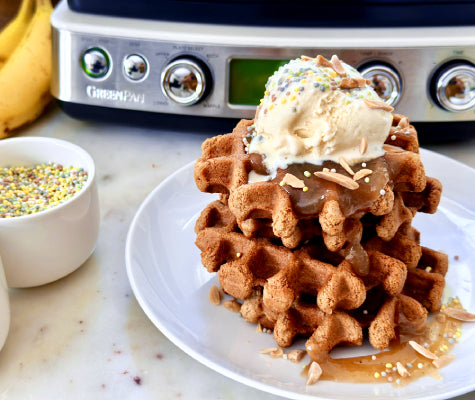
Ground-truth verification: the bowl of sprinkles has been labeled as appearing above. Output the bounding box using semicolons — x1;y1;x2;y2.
0;137;99;288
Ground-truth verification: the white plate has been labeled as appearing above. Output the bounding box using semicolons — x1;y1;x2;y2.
125;149;475;400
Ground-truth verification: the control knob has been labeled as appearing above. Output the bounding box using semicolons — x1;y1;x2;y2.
358;63;402;107
161;58;210;106
430;61;475;112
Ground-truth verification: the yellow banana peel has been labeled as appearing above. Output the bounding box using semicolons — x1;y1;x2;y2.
0;0;35;69
0;0;53;139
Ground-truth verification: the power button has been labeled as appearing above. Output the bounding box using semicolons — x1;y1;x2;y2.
81;47;111;79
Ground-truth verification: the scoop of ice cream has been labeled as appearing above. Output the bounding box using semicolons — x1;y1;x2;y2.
247;56;393;177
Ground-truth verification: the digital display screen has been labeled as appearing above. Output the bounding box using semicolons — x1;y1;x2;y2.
228;58;289;106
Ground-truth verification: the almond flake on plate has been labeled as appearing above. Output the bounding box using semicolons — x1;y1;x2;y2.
443;307;475;321
259;347;284;358
306;361;323;385
270;348;284;358
432;354;456;369
260;347;278;354
396;361;410;377
287;349;306;363
408;340;438;360
208;285;222;305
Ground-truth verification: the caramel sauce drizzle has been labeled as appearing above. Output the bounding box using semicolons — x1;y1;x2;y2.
249;153;407;275
250;154;399;218
302;301;462;386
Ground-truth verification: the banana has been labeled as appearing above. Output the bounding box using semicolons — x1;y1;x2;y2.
0;0;35;69
0;0;53;138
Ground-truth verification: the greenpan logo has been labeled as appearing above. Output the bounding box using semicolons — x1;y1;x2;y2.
86;85;145;104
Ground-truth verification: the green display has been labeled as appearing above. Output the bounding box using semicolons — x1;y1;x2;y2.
228;58;289;106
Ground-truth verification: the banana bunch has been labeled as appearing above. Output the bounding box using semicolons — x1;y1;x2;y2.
0;0;53;139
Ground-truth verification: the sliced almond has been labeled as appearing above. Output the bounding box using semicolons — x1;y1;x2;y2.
270;348;284;358
315;55;333;69
287;349;306;363
364;98;394;112
353;168;373;181
256;323;263;333
314;171;359;190
208;285;222;305
301;55;313;61
396;361;410;377
359;137;368;155
283;173;305;189
330;55;346;76
398;116;409;129
383;144;405;153
260;347;278;354
443;307;475;322
322;167;330;173
338;156;355;176
432;354;456;369
408;340;438;360
260;347;284;358
306;361;323;385
339;77;367;89
223;299;242;313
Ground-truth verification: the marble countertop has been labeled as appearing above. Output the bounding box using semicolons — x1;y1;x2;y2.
0;106;474;400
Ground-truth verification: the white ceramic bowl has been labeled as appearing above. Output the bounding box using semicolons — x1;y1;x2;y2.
0;255;9;351
0;137;100;288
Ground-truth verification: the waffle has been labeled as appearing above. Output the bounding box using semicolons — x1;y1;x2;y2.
195;199;447;361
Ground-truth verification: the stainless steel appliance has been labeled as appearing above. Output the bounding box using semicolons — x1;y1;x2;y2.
51;0;475;137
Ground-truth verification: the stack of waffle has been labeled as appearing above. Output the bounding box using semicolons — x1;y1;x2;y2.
194;115;447;363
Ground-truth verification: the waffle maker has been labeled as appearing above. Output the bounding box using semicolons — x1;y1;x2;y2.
51;0;475;138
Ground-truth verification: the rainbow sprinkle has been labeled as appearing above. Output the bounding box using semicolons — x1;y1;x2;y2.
0;162;88;218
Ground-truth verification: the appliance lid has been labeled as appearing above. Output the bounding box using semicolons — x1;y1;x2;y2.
67;0;475;28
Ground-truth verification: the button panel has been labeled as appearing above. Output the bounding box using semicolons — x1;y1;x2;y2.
52;14;475;122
